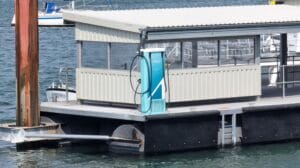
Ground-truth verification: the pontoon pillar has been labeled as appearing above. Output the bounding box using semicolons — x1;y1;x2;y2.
15;0;40;127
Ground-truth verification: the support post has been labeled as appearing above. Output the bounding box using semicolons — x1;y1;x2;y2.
192;41;198;68
217;40;221;66
15;0;40;127
107;42;111;69
280;34;288;66
280;33;288;95
180;41;184;69
254;35;261;64
77;41;83;68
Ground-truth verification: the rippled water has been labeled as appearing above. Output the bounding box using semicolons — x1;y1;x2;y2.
2;0;300;167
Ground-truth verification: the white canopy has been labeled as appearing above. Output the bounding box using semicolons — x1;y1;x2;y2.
63;5;300;42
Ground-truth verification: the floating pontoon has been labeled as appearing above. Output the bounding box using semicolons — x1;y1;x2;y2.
4;5;300;154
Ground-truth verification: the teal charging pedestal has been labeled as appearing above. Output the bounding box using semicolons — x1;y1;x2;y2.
141;48;166;115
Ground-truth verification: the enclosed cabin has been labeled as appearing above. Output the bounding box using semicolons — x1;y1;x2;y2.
62;5;300;111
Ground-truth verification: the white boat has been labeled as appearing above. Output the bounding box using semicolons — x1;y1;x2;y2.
11;1;74;27
46;67;77;102
46;81;77;102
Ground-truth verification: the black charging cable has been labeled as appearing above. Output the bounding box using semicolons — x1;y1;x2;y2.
129;53;152;113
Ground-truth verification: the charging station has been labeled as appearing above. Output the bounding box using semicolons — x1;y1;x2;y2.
141;48;166;115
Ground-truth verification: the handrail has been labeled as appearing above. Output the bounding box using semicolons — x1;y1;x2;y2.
274;65;300;98
59;67;74;102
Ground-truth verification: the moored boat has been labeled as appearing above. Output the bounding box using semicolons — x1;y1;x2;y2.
11;1;74;27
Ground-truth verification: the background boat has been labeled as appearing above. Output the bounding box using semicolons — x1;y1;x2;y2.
11;1;74;27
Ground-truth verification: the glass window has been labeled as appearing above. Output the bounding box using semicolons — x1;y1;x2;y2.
182;42;192;68
144;38;256;69
197;40;218;67
82;42;107;69
220;39;254;66
111;43;138;70
261;34;280;59
146;42;183;69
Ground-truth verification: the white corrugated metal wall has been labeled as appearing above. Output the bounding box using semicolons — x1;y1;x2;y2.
75;23;140;43
76;65;261;104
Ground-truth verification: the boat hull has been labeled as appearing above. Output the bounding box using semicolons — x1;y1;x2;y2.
46;88;77;102
11;12;73;27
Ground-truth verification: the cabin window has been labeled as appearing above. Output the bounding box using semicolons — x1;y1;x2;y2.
260;34;300;88
197;40;218;67
145;42;183;69
111;43;138;70
82;42;108;69
182;42;193;68
81;42;138;70
219;39;255;66
145;38;256;69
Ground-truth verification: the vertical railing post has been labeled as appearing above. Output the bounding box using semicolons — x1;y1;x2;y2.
65;69;69;102
15;0;40;126
71;0;75;10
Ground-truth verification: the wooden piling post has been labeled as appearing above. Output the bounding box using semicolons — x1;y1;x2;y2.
15;0;40;126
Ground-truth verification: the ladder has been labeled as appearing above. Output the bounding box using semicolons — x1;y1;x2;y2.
220;108;242;147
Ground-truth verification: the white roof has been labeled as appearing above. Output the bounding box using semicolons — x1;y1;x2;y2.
63;5;300;33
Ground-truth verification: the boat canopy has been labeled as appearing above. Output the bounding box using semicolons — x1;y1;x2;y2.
45;2;60;14
62;5;300;43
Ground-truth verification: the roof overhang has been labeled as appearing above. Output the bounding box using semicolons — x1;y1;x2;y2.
63;5;300;42
63;10;144;33
146;23;300;41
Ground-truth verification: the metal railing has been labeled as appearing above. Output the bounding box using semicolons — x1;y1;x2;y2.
261;54;300;98
277;65;300;98
59;67;74;102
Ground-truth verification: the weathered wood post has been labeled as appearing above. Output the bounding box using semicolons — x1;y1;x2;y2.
15;0;40;126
